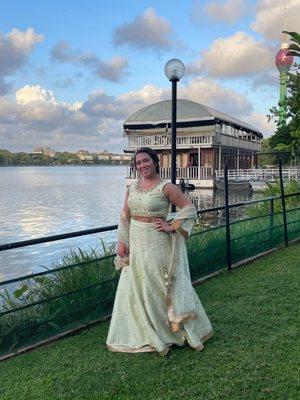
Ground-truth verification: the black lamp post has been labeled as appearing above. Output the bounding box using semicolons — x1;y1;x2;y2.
164;58;185;212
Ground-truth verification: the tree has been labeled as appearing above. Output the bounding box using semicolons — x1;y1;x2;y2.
283;31;300;57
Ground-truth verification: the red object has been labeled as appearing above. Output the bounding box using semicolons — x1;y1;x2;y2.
275;48;293;72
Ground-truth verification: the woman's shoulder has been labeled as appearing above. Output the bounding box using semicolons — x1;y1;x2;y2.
127;180;138;192
161;181;179;194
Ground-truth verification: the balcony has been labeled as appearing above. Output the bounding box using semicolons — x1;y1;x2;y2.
127;134;212;149
127;166;213;180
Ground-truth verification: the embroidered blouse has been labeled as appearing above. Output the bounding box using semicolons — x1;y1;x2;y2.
127;179;170;219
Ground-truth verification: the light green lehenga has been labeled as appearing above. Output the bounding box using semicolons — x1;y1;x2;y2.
106;180;213;355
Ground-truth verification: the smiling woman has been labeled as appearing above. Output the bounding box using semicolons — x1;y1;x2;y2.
106;147;213;356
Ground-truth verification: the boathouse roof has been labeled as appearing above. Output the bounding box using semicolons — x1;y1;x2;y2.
124;99;263;138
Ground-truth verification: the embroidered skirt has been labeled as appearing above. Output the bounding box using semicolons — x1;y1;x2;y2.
106;219;213;355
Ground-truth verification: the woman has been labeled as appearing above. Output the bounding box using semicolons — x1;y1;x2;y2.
106;147;213;355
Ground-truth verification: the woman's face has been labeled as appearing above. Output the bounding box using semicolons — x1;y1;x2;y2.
135;152;157;179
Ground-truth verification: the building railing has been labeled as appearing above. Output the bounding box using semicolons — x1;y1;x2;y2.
127;133;261;151
215;168;300;181
127;134;212;149
218;134;261;151
127;166;214;180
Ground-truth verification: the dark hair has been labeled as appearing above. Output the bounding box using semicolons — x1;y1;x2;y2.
134;147;160;174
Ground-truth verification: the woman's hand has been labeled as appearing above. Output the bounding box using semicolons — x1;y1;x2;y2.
154;218;175;233
117;241;129;257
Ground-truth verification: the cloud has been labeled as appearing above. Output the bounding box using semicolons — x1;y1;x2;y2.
81;90;127;119
205;0;249;24
0;78;13;96
119;84;168;110
0;27;44;94
16;85;57;105
251;0;300;41
50;41;128;82
190;0;250;25
113;8;174;50
0;79;258;153
53;76;75;88
96;56;129;82
50;41;98;66
251;71;278;89
180;78;252;117
245;112;276;137
187;31;275;78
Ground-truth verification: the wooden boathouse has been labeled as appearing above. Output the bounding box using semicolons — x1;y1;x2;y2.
123;99;262;188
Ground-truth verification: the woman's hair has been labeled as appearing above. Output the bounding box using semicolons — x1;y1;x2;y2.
133;147;160;174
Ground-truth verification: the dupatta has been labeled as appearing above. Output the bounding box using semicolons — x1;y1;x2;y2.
167;204;198;331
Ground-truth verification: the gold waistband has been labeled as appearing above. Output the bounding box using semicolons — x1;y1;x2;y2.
131;215;165;223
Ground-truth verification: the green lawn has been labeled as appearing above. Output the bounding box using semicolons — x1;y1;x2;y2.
1;243;299;400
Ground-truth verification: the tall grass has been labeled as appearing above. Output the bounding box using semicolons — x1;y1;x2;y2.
246;180;300;217
0;240;118;355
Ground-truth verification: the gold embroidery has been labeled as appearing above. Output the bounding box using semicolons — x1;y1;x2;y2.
106;343;170;356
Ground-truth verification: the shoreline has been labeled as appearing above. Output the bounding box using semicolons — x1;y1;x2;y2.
0;163;129;167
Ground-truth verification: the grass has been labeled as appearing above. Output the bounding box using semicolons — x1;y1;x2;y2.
0;242;299;400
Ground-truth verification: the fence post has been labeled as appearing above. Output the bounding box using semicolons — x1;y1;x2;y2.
269;197;274;248
224;163;232;270
278;157;289;247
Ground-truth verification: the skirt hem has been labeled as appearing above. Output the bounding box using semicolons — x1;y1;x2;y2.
106;330;213;356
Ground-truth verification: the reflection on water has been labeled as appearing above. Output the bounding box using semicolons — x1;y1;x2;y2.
0;166;126;280
0;166;261;281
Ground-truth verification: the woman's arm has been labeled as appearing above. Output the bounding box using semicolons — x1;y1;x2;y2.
163;183;192;209
155;184;194;233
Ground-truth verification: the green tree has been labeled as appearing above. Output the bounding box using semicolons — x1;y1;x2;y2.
284;30;300;57
0;149;12;164
0;154;6;165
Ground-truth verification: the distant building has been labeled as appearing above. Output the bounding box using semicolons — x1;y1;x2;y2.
97;154;131;162
78;154;93;161
97;155;111;161
33;147;55;157
33;147;43;155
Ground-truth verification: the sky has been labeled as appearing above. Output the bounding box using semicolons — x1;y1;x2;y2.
0;0;299;153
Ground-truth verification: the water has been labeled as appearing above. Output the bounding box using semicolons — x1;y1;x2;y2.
0;166;127;281
0;166;256;281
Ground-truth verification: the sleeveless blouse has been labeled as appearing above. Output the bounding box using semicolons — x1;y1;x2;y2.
127;179;170;219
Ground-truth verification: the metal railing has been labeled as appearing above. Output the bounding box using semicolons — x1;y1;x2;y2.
215;167;300;182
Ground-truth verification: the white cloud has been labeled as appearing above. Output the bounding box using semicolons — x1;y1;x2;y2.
180;78;252;117
113;8;174;50
251;0;300;42
119;84;168;111
187;31;275;78
205;0;249;24
16;85;57;105
0;27;44;94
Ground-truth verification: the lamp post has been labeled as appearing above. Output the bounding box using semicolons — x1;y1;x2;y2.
164;58;185;212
